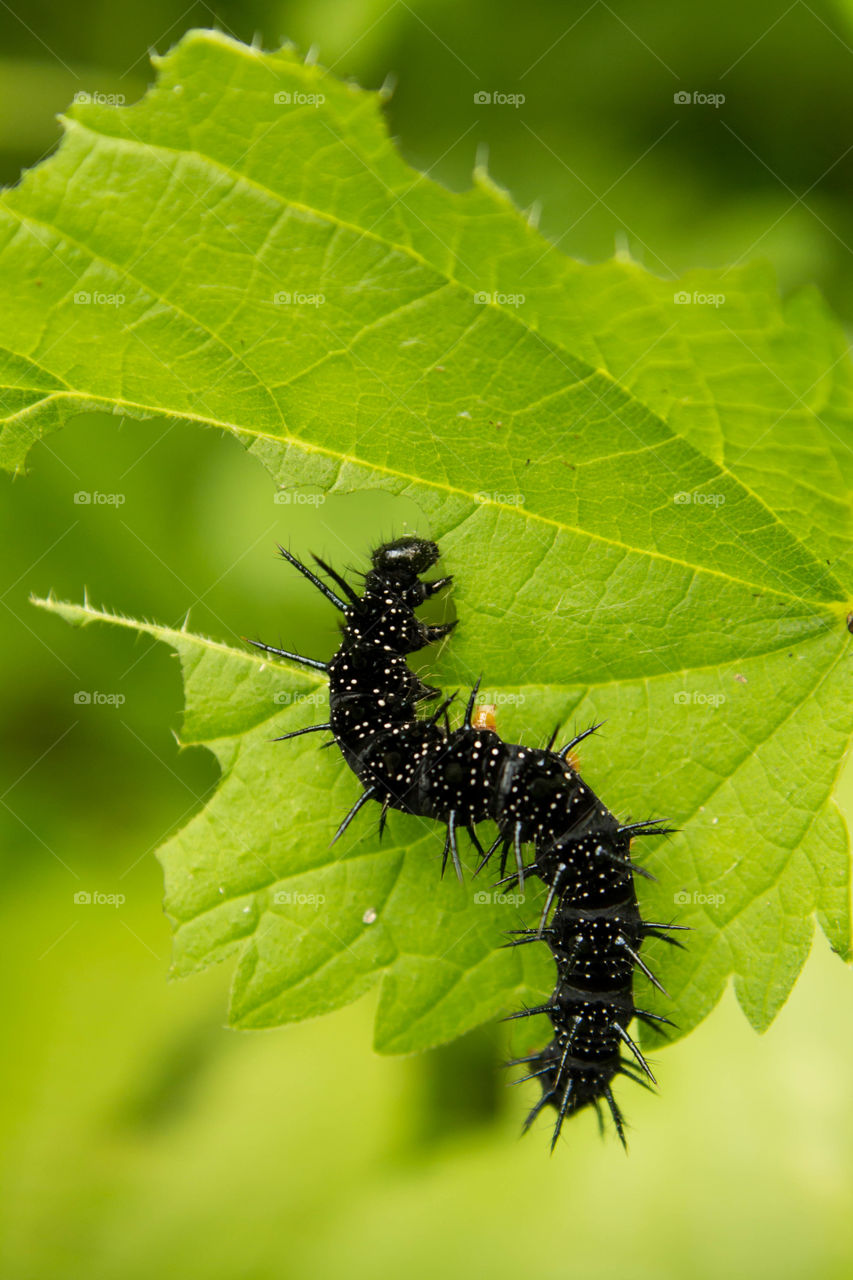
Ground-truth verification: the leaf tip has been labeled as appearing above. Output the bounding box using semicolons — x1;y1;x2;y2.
474;141;490;180
613;231;636;264
526;199;542;230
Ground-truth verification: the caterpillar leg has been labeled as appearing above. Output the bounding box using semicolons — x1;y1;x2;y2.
276;544;350;612
423;574;453;598
557;722;603;759
508;1064;555;1086
501;1003;552;1022
473;832;504;877
428;695;457;725
513;822;526;891
615;936;669;997
463;823;487;862
550;1079;575;1152
603;1086;627;1150
635;1008;677;1033
441;810;464;882
272;723;331;743
537;869;564;936
617;1062;657;1092
245;637;328;673
522;1089;555;1134
618;818;678;838
311;554;362;607
331;787;376;845
462;678;482;729
612;1024;657;1082
423;622;457;644
598;844;658;881
484;826;528;890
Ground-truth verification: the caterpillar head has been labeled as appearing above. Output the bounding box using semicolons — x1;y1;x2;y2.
367;538;450;608
371;537;439;577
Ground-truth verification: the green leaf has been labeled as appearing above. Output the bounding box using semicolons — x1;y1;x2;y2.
31;596;553;1051
16;30;853;1051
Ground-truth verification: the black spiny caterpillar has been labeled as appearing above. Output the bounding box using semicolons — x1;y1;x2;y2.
249;536;683;1148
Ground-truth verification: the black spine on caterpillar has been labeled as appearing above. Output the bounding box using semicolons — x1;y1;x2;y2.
248;536;683;1148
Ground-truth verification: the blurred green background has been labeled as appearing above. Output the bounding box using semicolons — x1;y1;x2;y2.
2;2;853;1278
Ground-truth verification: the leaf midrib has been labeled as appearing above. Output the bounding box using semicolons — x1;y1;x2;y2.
34;596;849;844
3;108;846;601
20;392;845;609
29;593;327;680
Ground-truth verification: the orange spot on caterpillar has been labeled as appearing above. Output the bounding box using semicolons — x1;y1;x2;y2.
472;703;497;732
